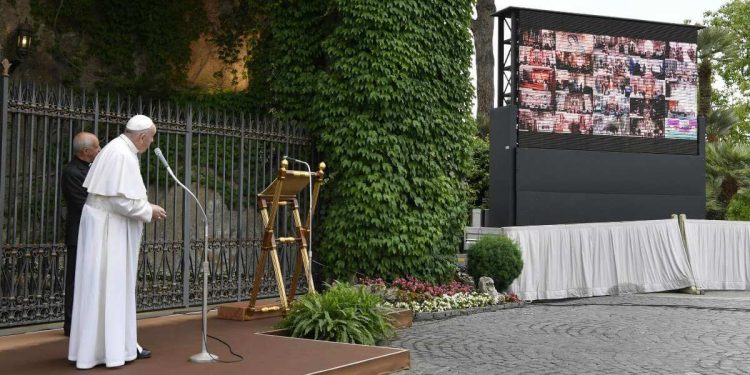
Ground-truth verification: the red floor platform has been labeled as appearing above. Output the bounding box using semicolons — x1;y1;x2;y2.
0;311;410;375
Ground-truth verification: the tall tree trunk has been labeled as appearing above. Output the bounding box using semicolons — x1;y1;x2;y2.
698;60;712;119
720;177;739;204
699;59;716;142
471;0;496;134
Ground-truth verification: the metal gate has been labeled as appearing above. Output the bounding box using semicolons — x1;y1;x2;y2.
0;73;314;328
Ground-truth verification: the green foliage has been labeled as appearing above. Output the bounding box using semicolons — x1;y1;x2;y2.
467;135;489;208
705;142;750;219
237;0;274;111
726;189;750;221
732;102;750;143
31;0;209;95
263;1;475;283
706;176;725;219
208;1;256;88
277;283;394;345
713;94;750;144
696;25;736;118
29;0;275;109
466;235;523;292
704;1;750;140
706;107;740;143
705;1;750;98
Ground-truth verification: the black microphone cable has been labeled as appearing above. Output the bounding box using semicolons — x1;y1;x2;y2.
201;316;244;363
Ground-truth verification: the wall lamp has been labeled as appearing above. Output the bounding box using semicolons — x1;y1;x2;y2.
2;19;34;75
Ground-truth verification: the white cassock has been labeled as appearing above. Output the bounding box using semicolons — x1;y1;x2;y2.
68;134;153;369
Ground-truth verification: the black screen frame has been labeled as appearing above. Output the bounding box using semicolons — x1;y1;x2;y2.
505;8;702;155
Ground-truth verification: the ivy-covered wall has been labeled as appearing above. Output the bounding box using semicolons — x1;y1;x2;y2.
22;0;263;104
29;0;209;95
266;0;475;283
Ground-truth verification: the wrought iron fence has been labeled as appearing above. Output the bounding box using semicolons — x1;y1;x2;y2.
0;76;314;328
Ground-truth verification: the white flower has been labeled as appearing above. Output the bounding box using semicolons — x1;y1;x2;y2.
379;290;506;314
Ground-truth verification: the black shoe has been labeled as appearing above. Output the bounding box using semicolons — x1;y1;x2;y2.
137;348;152;359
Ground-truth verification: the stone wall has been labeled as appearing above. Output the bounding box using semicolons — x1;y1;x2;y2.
147;183;264;242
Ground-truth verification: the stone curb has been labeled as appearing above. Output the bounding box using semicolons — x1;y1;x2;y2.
412;302;525;322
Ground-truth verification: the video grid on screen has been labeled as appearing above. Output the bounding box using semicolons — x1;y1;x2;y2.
518;29;697;141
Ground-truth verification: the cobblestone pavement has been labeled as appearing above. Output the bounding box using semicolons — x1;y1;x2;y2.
387;291;750;374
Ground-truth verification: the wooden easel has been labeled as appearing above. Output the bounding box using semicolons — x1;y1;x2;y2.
248;158;325;315
218;158;325;320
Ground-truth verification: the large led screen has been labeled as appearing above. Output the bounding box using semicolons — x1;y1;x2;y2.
518;29;698;142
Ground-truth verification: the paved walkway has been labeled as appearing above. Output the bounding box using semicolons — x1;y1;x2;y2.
388;291;750;374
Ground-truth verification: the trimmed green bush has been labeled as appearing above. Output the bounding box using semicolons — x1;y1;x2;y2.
727;189;750;221
277;283;394;345
466;235;523;292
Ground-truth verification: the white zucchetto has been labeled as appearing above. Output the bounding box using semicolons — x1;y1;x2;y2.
125;115;155;131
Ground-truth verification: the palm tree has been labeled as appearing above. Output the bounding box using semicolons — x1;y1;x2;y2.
705;142;750;219
698;26;744;218
706;107;739;143
696;25;736;120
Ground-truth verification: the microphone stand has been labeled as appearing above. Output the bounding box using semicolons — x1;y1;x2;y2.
186;193;216;363
155;149;217;363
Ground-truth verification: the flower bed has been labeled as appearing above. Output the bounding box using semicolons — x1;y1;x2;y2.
384;292;493;312
410;301;524;322
360;276;524;322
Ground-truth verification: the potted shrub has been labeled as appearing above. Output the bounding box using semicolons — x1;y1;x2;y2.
466;235;523;292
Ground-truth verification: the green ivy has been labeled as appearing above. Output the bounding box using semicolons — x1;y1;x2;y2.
467;134;489;209
263;1;475;283
207;1;258;89
31;0;209;96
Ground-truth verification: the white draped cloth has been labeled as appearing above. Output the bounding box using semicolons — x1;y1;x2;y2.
685;219;750;290
504;219;695;300
68;135;153;369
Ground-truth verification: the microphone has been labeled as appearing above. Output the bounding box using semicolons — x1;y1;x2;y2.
154;148;175;177
153;147;217;363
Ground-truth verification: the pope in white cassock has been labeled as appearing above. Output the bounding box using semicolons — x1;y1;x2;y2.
68;115;167;369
